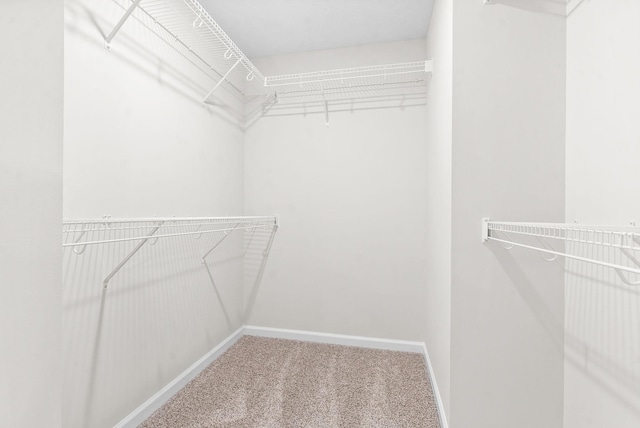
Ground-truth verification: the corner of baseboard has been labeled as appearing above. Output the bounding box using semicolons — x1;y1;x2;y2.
114;325;449;428
420;342;449;428
114;326;244;428
242;325;425;353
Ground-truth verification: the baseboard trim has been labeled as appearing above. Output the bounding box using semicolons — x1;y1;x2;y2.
420;343;449;428
114;326;244;428
115;325;448;428
243;325;426;353
244;325;448;427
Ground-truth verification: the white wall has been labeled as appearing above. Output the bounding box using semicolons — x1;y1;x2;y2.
451;1;565;427
63;0;246;426
565;1;640;426
424;0;453;423
0;1;63;427
244;40;430;342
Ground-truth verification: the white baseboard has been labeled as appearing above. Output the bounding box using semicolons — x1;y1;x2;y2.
115;325;448;428
420;343;449;428
244;326;449;428
244;325;448;428
243;325;426;353
114;326;244;428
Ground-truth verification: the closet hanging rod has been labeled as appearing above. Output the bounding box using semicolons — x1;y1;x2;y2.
482;219;640;283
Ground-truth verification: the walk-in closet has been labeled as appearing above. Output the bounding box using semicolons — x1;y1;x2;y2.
2;0;639;427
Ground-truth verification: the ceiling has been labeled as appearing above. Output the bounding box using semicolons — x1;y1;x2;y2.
199;0;434;58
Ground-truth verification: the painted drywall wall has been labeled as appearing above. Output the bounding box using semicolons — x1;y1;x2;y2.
63;0;246;426
424;0;453;423
565;1;640;426
243;40;430;342
451;1;565;427
0;1;63;426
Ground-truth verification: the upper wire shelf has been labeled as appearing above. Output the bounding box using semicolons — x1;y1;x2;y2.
264;61;433;101
482;219;640;285
107;0;267;101
104;1;432;107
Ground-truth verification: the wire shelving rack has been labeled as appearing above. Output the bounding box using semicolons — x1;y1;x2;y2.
264;61;433;100
62;216;277;247
106;0;267;101
63;216;278;288
104;0;433;108
482;219;640;285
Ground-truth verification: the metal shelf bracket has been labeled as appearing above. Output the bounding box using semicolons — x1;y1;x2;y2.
203;58;242;103
104;0;144;50
102;221;164;289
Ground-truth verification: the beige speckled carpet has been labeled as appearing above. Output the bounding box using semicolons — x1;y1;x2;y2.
140;336;441;427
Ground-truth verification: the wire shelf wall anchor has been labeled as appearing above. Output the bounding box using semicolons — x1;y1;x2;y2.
482;218;640;285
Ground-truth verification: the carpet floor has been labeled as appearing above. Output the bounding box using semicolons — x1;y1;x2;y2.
139;336;441;427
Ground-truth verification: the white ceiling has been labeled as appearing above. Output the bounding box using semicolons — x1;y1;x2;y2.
199;0;434;58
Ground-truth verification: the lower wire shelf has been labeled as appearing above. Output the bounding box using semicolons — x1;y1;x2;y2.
63;215;279;288
482;218;640;285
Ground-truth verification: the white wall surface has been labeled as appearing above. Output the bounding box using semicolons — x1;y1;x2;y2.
63;0;246;426
451;1;565;427
0;1;63;426
424;0;453;422
243;40;430;342
565;1;640;426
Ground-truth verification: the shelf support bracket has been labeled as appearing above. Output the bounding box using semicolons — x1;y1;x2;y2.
102;221;163;289
201;228;238;328
201;227;236;262
104;0;144;50
203;58;242;103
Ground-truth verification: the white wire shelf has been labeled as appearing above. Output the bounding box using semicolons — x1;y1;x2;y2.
106;0;267;100
265;61;433;101
104;1;433;108
63;216;278;288
62;216;277;247
482;219;640;285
